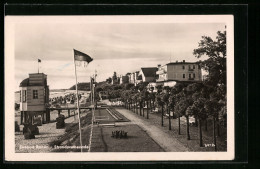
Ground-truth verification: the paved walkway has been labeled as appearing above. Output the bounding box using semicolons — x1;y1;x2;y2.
115;108;190;152
15;111;89;153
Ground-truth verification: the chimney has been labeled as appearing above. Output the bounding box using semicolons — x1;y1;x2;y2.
183;60;185;63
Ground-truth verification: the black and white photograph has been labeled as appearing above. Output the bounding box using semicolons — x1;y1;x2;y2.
5;15;234;161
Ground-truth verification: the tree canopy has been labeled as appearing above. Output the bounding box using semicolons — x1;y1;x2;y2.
193;31;226;86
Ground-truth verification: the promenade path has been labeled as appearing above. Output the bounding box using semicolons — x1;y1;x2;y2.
15;110;89;153
115;108;190;152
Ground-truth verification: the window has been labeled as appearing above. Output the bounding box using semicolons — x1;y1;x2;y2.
182;65;185;69
193;74;196;78
189;65;191;69
183;74;185;78
33;90;38;99
198;65;201;69
189;74;191;78
193;65;195;69
22;90;27;102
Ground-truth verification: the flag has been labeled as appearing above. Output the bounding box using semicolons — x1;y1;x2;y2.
74;49;93;67
38;59;41;62
72;49;93;152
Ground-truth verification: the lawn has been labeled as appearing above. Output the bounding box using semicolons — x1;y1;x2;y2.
91;124;164;152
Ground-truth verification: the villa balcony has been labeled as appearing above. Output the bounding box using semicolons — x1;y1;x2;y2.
188;68;194;71
188;77;195;80
156;69;166;75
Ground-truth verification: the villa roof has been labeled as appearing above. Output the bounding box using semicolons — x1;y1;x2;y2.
19;78;30;87
19;73;48;87
141;67;158;77
166;61;201;65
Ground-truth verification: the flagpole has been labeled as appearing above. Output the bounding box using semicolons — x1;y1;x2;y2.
38;60;39;74
90;77;92;105
73;56;83;152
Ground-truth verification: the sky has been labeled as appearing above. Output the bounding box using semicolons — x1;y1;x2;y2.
13;16;225;90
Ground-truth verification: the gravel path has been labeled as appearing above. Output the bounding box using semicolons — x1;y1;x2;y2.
15;111;89;153
115;108;190;152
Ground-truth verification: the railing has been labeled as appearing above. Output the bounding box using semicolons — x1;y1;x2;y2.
188;68;194;71
188;77;194;80
156;77;167;82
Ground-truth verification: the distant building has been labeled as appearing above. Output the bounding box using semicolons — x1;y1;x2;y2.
19;73;50;124
156;60;202;83
128;71;140;86
119;75;129;84
139;67;158;83
111;76;119;85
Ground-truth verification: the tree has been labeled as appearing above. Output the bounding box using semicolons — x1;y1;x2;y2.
120;90;128;108
156;94;164;126
137;92;144;116
175;96;193;140
122;75;129;84
189;98;207;147
143;90;150;119
132;93;139;114
112;72;118;84
149;87;155;110
193;31;226;86
204;98;222;151
124;83;134;90
150;92;156;111
95;87;103;93
123;90;131;110
162;92;171;130
156;85;163;94
106;77;112;84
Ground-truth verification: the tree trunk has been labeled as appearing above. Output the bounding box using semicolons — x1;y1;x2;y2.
136;102;138;114
161;105;164;126
195;116;198;127
134;102;136;113
213;117;217;151
147;101;149;119
21;111;23;125
139;102;142;116
216;117;220;136
186;116;190;140
205;118;208;131
198;118;203;147
178;116;181;135
136;101;138;114
149;99;152;112
142;102;145;117
168;104;171;130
